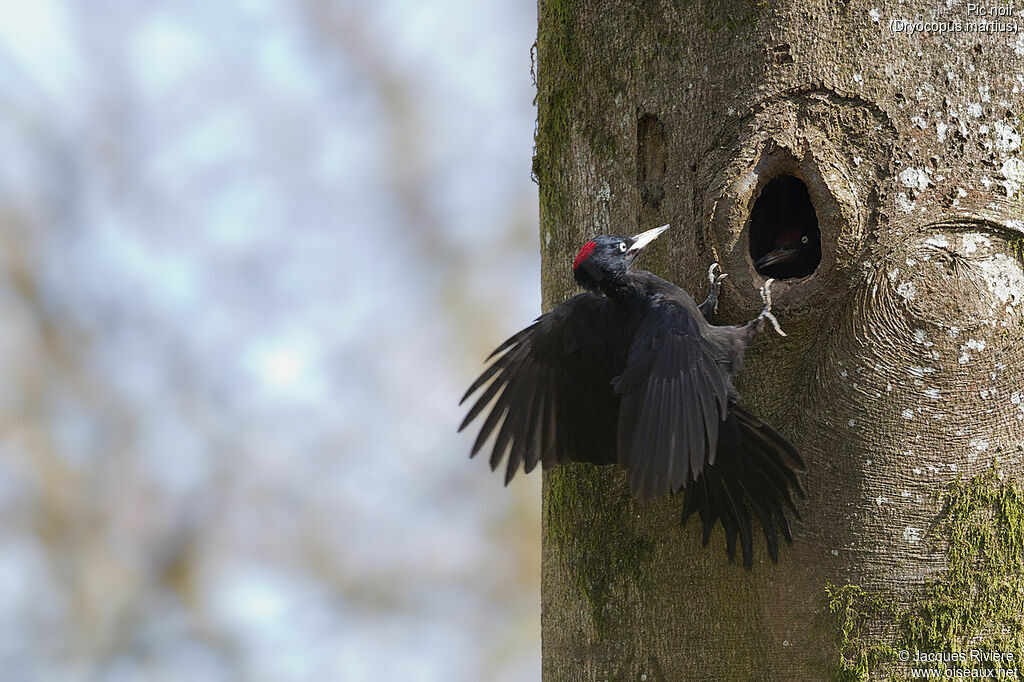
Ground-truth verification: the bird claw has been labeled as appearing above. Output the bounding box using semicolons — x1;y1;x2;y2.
758;279;787;337
700;263;729;321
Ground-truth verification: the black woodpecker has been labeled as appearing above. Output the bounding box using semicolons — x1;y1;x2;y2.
459;225;805;566
754;226;821;279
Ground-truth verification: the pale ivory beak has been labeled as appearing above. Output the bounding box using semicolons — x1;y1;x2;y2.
627;224;670;253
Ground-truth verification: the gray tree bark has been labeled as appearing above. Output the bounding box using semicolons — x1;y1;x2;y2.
535;0;1024;679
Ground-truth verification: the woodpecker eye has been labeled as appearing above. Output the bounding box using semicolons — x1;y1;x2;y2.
618;242;628;252
749;175;821;279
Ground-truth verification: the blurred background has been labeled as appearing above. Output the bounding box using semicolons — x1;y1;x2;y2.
0;1;541;680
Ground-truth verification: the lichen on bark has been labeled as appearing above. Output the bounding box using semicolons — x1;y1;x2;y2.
827;466;1024;681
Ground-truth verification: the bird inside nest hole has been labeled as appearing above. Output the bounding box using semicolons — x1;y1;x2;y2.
748;174;822;280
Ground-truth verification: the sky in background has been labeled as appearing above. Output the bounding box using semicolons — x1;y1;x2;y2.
0;1;541;680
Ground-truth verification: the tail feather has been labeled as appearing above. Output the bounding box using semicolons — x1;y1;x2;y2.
681;403;804;567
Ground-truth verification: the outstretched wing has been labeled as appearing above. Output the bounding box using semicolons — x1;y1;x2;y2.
459;293;618;483
681;404;805;566
614;300;729;499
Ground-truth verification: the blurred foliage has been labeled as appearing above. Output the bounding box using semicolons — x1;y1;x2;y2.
0;1;541;680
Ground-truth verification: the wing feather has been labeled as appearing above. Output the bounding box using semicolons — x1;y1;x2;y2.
460;293;617;481
615;301;727;499
612;297;804;566
463;281;806;567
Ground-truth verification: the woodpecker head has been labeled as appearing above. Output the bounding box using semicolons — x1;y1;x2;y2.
572;224;669;293
754;226;821;278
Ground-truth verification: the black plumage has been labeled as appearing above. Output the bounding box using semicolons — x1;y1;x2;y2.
459;225;805;566
754;226;822;279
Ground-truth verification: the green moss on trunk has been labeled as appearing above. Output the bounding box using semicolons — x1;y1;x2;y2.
545;465;653;636
1010;235;1024;266
826;466;1024;680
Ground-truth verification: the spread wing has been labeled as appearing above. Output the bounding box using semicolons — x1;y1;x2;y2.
614;299;804;565
613;300;729;500
459;293;618;484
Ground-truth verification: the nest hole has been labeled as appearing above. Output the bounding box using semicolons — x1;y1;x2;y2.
748;175;821;279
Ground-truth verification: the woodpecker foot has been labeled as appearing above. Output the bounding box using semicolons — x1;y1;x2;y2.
699;263;729;321
758;279;787;337
708;262;729;286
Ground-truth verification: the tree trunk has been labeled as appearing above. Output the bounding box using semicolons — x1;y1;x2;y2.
536;1;1024;679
